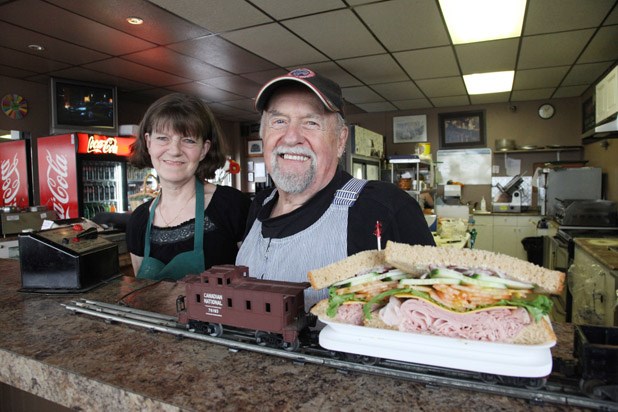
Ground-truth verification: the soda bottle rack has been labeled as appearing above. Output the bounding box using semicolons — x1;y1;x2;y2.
83;202;117;219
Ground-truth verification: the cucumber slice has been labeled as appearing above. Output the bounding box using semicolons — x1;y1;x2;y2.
378;269;409;281
472;273;534;289
399;278;460;286
429;268;467;280
460;277;507;289
331;272;379;288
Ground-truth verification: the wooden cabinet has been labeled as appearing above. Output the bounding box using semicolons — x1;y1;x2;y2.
596;65;618;124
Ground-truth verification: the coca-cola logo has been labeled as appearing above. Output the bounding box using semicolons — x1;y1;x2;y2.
1;153;20;206
87;136;118;154
45;149;71;219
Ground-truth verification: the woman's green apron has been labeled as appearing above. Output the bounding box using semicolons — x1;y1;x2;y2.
137;179;205;280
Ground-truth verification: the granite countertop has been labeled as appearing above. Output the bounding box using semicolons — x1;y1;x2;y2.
0;258;594;412
574;237;618;270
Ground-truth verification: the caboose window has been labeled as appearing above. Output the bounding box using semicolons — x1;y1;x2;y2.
196;294;201;303
285;301;289;312
203;277;208;283
265;303;271;313
227;298;233;307
227;278;231;285
246;300;251;310
217;277;223;285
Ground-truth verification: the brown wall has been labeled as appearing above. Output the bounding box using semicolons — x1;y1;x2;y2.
1;74;615;204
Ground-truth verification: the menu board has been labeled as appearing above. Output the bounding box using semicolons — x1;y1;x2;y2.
436;148;492;185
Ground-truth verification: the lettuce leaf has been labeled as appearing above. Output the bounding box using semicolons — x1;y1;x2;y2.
495;295;553;322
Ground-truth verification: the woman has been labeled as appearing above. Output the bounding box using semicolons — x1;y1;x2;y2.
126;93;250;280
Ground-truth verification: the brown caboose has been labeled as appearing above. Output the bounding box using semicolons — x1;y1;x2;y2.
176;265;310;350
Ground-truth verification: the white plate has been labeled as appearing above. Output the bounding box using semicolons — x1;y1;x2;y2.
318;316;554;377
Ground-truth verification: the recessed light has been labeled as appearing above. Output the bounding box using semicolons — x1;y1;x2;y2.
464;71;515;94
28;44;45;52
126;16;144;25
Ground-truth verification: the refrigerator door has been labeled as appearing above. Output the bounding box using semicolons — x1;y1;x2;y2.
0;139;31;208
37;134;79;219
81;159;125;217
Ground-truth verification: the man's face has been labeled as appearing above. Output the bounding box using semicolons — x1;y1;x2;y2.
261;86;347;194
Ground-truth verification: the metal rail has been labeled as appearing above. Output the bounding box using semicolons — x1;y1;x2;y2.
62;299;618;411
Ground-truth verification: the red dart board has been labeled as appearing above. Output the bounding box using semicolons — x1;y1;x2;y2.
1;94;29;119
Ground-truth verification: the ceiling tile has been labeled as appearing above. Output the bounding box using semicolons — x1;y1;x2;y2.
371;81;424;100
200;75;261;97
430;96;470;107
222;24;327;67
606;4;618;25
355;0;449;51
514;66;570;89
46;0;212;44
220;99;256;112
168;82;245;102
469;92;510;105
524;0;615;35
355;102;397;112
122;47;229;80
416;77;467;98
562;62;614;86
392;98;432;110
83;58;190;86
395;47;459;79
149;0;271;32
0;0;155;55
0;46;70;73
455;39;519;74
553;85;589;98
338;54;408;84
283;9;384;59
0;21;109;65
510;89;554;101
518;30;595;69
0;64;37;79
241;69;289;86
578;25;618;63
342;86;384;104
169;36;278;74
251;0;346;20
46;67;153;91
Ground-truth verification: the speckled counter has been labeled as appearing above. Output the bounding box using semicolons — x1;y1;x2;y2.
574;237;618;270
0;258;594;412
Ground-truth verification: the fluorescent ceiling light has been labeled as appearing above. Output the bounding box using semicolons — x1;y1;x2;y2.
464;71;515;94
439;0;526;44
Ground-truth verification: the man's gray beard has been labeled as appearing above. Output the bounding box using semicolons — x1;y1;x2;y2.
270;149;316;194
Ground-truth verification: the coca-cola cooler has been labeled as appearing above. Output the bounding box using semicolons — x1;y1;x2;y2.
0;139;33;209
37;133;135;220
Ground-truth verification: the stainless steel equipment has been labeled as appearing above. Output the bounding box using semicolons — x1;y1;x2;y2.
537;167;602;217
493;174;523;212
554;199;617;227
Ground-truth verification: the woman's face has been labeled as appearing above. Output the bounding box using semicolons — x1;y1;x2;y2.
145;127;210;184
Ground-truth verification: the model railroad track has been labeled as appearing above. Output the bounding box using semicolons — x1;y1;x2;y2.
63;299;617;411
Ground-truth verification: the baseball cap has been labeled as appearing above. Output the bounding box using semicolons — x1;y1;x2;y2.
254;68;344;118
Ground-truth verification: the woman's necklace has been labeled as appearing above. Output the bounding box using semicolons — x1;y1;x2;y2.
158;191;195;227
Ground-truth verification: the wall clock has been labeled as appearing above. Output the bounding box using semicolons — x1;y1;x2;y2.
538;103;555;120
1;94;29;120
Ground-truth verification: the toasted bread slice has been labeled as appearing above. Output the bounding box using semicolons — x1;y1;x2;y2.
308;249;385;290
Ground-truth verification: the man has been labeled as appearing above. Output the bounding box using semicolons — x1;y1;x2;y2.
236;68;434;307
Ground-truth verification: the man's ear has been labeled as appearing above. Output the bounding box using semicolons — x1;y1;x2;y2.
337;125;348;158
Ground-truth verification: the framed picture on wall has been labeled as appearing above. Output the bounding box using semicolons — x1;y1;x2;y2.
439;110;485;149
393;115;427;143
247;140;263;156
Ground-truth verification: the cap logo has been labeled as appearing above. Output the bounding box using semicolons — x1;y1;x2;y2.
288;68;315;79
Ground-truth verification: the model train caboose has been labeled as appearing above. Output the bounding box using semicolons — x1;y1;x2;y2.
176;265;311;350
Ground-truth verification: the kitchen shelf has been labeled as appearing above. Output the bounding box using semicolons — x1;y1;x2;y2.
493;146;583;154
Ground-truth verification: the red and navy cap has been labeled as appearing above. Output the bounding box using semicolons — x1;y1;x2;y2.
255;68;345;118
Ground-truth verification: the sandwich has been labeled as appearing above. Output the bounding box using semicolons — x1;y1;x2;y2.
308;241;565;345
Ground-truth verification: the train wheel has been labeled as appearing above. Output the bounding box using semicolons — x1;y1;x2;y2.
282;339;300;352
525;377;547;390
580;378;605;396
255;331;269;346
208;323;223;337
